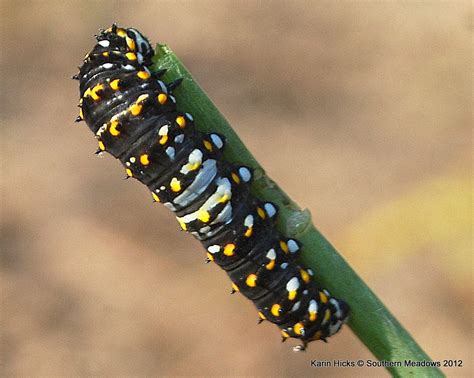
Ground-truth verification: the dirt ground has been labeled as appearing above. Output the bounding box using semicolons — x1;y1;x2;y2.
1;1;472;376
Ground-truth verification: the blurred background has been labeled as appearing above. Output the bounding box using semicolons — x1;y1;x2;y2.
1;1;471;376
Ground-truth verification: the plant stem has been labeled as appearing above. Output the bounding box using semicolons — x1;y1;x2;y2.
151;44;444;377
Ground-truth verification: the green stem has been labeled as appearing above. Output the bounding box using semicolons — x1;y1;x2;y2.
151;44;444;377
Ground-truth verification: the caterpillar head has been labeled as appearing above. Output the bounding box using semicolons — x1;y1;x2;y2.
100;25;154;63
126;27;153;58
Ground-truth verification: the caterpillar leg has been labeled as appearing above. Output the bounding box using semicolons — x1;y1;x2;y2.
293;341;308;352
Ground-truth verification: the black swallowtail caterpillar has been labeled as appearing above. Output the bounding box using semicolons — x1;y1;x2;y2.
74;25;349;351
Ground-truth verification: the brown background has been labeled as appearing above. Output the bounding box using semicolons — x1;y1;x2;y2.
1;1;472;376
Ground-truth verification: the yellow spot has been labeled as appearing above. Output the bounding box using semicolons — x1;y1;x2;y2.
203;140;213;151
185;161;201;172
130;94;148;116
231;282;240;292
159;135;168;145
319;291;328;304
218;193;230;204
140;154;150;166
170;178;181;192
206;252;214;262
109;79;120;90
151;192;160;202
102;52;109;57
294;322;305;335
125;52;137;61
109;119;120;136
231;172;240;184
324;309;331;323
244;226;253;238
246;274;257;287
157;93;167;104
126;37;136;51
176;116;186;128
125;168;133;177
288;290;297;301
300;269;310;283
309;311;317;322
116;28;126;37
178;220;187;231
93;83;104;99
258;312;266;320
257;207;266;219
79;107;84;120
130;103;143;116
281;330;290;339
265;259;275;270
98;140;105;151
197;209;210;223
86;83;104;101
137;70;150;80
271;304;281;317
280;240;288;253
223;244;235;256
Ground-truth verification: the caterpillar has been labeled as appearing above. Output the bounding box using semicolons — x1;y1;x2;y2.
73;25;349;351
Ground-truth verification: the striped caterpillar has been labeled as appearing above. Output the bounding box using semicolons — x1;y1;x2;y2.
74;25;349;351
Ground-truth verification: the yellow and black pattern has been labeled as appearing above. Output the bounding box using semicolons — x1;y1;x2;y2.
74;25;349;351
